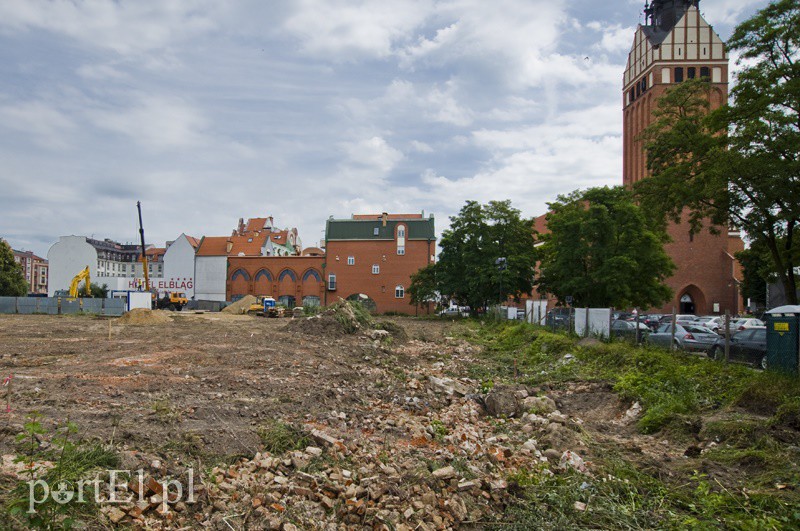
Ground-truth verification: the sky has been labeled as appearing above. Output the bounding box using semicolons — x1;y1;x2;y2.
0;0;768;257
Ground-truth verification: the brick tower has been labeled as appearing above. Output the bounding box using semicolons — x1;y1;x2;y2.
622;0;743;315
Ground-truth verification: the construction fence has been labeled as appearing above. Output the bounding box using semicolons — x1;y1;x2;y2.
0;297;125;316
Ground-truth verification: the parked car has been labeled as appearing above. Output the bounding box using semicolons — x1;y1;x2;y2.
647;323;720;352
546;308;571;329
611;319;650;343
642;314;664;331
695;316;724;334
729;318;766;332
708;328;768;369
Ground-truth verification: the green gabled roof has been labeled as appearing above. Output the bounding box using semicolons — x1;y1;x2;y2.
326;217;435;241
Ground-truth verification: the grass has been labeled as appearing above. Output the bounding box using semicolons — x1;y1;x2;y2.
465;320;800;529
256;420;311;455
3;414;119;530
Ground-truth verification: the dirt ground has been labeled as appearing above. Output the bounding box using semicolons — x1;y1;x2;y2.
0;312;790;529
0;312;454;461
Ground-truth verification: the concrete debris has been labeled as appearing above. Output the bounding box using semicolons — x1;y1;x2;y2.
485;385;522;417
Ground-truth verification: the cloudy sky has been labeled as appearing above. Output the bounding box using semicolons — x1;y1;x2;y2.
0;0;766;257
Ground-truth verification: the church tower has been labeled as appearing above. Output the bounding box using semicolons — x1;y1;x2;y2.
623;0;743;315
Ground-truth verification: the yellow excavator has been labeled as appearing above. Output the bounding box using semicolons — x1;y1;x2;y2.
68;266;92;299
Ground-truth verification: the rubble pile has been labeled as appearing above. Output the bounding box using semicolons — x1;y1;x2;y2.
286;299;375;337
106;338;594;529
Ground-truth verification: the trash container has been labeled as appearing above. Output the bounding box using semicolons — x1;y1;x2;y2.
765;305;800;375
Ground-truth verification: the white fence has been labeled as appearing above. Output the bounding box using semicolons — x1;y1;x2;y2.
573;308;612;338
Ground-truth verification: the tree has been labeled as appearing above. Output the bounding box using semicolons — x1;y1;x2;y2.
536;187;674;309
408;264;438;308
421;200;537;312
0;240;28;296
89;283;109;299
735;240;777;309
636;0;800;304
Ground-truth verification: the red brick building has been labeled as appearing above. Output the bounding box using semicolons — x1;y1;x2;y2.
622;0;743;315
324;213;436;314
12;249;48;295
226;256;325;308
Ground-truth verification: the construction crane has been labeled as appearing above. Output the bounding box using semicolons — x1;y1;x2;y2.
68;266;91;299
137;201;150;292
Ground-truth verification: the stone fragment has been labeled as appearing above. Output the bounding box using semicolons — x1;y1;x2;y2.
485;386;520;417
522;396;557;415
432;466;456;480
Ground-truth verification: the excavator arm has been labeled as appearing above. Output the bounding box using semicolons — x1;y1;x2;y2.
68;266;91;298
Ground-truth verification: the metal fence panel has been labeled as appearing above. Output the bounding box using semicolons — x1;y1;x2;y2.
102;299;125;316
0;297;17;313
15;298;39;315
80;299;103;314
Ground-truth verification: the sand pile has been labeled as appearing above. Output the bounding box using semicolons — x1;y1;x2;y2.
221;295;258;314
118;308;173;325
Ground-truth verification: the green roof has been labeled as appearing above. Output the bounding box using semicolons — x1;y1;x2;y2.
326;217;435;241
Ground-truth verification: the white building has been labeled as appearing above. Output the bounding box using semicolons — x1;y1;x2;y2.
47;236;103;296
47;234;199;298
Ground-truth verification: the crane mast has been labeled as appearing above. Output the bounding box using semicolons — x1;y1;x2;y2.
137;201;151;292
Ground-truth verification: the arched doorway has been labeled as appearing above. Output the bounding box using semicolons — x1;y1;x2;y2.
680;293;695;314
678;284;706;315
346;293;377;313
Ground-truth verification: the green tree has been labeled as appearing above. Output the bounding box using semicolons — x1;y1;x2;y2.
89;283;109;299
536;187;674;309
408;264;438;307
735;240;776;309
427;200;537;312
0;240;28;296
636;0;800;304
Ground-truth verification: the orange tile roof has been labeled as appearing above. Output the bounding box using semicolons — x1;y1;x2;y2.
196;233;268;257
245;218;268;233
185;236;200;249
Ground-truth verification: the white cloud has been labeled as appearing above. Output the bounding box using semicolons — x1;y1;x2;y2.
0;0;219;55
88;96;208;150
341;136;404;174
0;100;76;149
282;0;433;59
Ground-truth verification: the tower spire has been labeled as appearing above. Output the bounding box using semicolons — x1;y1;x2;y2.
644;0;700;31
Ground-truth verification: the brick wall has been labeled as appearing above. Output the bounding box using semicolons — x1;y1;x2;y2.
325;238;435;315
226;256;325;306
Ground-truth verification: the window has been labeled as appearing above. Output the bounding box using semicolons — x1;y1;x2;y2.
397;224;406;256
397;247;405;255
674;67;684;83
327;274;336;291
373;227;380;236
397;226;405;238
347;256;354;265
395;285;405;298
687;67;696;79
700;66;710;79
372;264;380;274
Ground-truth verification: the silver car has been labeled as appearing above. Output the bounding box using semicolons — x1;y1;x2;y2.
647;323;720;352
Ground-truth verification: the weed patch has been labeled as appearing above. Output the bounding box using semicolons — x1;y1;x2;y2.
257;420;311;455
